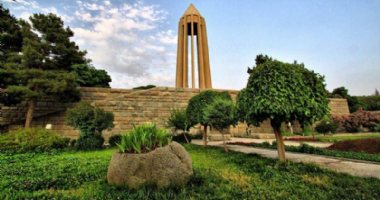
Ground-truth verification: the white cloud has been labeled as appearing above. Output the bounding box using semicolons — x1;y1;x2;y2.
5;0;177;88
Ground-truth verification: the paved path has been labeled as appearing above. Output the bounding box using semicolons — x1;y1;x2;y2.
192;139;380;179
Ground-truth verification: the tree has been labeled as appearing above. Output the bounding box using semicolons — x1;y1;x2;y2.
237;57;329;161
166;108;195;143
0;13;87;128
374;89;379;96
186;90;231;146
71;64;111;87
204;97;236;152
0;4;22;65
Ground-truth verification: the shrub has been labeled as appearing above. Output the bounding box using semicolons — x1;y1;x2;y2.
172;133;192;143
375;123;380;132
167;108;194;131
117;123;172;153
75;135;105;150
108;134;121;147
66;102;114;150
133;85;156;90
340;109;379;132
315;119;338;134
0;128;69;153
357;96;380;111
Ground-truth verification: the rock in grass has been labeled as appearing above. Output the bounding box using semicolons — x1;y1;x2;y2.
107;142;193;189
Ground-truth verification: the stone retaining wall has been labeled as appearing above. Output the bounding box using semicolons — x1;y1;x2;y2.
0;87;350;139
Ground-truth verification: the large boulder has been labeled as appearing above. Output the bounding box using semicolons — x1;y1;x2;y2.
107;141;193;189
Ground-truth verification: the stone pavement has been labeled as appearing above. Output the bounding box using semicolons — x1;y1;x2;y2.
192;138;380;179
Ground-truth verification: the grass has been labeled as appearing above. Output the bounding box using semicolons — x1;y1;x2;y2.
1;145;380;199
315;133;380;142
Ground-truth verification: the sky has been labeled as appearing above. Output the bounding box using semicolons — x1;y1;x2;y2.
3;0;380;95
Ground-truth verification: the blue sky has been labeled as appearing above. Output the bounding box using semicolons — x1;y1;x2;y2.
3;0;380;95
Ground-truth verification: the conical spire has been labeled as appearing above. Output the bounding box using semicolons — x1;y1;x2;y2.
182;4;202;16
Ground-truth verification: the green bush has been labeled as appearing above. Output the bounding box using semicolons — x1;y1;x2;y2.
172;133;192;143
203;97;236;132
66;102;114;150
108;134;121;147
117;123;172;153
0;128;69;153
132;85;156;90
315;119;338;134
75;135;105;150
357;96;380;111
374;123;380;132
167;108;194;131
186;90;232;127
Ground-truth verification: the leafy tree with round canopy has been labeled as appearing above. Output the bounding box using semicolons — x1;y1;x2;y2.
237;57;329;161
186;90;231;146
204;97;236;152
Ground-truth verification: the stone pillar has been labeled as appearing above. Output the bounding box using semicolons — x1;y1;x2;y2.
175;4;212;89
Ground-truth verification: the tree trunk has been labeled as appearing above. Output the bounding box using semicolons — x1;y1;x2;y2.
203;125;208;146
271;120;286;161
183;131;190;144
25;99;35;128
222;129;228;152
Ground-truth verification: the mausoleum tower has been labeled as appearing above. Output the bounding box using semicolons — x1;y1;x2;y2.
175;4;212;89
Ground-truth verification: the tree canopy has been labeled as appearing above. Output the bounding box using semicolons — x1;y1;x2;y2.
237;56;329;160
186;90;232;127
0;8;111;127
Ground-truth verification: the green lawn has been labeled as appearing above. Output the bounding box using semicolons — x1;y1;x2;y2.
1;145;380;199
316;133;380;142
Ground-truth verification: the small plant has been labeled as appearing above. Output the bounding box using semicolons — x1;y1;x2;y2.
117;123;172;153
66;102;114;150
166;108;194;143
203;97;236;152
315;118;338;135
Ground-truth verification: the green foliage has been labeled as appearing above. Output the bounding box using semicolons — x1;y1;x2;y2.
108;134;122;147
172;133;192;143
66;102;114;137
186;90;232;127
237;58;329;128
0;128;69;153
375;123;380;132
71;64;111;87
166;108;194;131
203;97;236;131
1;145;380;199
0;5;22;64
117;124;172;153
315;119;338;134
66;102;114;149
0;12;89;127
75;135;105;150
357;95;380;111
133;85;156;90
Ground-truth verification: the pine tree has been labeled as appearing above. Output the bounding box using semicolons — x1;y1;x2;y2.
0;14;82;128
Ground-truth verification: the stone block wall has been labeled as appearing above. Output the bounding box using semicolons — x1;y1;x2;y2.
0;87;350;139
